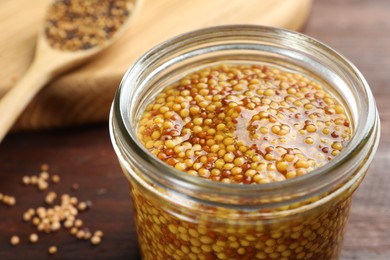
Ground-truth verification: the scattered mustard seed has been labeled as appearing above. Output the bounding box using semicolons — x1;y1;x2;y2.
30;176;38;185
23;212;32;222
76;230;85;240
1;194;16;206
22;176;31;185
7;196;16;206
51;175;60;183
38;180;49;191
45;191;57;205
22;167;56;191
48;246;57;255
32;217;40;226
41;164;49;172
40;172;50;180
29;233;39;243
94;230;103;238
83;231;92;240
77;202;87;211
91;235;101;245
70;227;78;235
72;183;80;191
74;219;83;228
10;236;20;246
6;165;104;253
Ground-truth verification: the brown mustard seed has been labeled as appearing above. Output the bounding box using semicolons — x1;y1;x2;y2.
41;163;49;172
138;64;352;184
10;236;20;246
44;0;134;51
72;183;80;191
48;246;57;255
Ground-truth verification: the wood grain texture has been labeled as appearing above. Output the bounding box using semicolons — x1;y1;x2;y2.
0;0;389;259
0;0;312;131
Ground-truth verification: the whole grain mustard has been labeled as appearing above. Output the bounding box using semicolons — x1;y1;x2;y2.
133;64;353;260
138;64;351;184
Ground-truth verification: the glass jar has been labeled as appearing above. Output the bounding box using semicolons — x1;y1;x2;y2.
109;25;380;260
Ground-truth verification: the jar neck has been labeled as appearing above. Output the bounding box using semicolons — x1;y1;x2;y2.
110;25;380;209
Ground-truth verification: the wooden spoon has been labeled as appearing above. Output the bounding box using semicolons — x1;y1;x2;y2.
0;0;140;142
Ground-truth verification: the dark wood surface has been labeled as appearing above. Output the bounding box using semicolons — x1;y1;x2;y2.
1;0;389;259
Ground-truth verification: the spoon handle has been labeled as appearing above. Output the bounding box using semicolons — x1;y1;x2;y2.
0;61;52;142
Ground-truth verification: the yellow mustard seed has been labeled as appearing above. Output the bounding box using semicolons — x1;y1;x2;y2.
29;233;39;243
22;176;31;185
91;236;101;245
48;246;57;255
137;64;352;185
10;236;20;246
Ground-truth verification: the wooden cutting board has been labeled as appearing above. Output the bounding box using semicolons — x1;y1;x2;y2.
0;0;312;131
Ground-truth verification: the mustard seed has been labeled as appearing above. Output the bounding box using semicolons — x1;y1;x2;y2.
83;230;92;240
70;227;78;235
23;212;32;222
74;219;83;228
32;217;40;226
91;236;101;245
40;171;50;180
17;166;100;252
10;236;20;246
133;64;355;260
29;233;39;243
51;175;60;183
94;230;104;238
3;195;16;206
76;230;85;240
138;64;351;184
77;202;87;211
41;164;49;172
22;176;31;185
51;222;61;232
38;180;49;191
48;246;57;255
30;176;38;185
45;0;134;51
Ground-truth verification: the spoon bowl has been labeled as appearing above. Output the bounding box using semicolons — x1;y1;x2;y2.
0;0;141;142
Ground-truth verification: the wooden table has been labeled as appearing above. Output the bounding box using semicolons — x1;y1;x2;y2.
1;0;389;259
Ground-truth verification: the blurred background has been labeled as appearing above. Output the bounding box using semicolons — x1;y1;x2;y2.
0;0;389;259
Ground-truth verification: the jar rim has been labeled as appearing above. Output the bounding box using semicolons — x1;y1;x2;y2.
110;25;380;206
